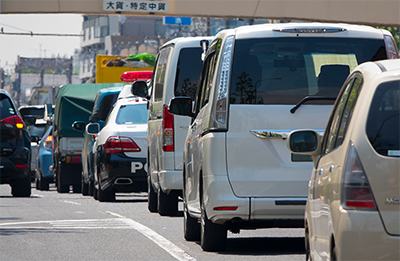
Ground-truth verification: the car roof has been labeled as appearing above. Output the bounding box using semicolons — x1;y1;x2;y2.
218;22;387;40
115;96;148;106
352;59;400;88
160;36;214;50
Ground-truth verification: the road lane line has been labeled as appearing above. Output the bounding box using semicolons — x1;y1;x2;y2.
106;211;196;261
63;200;81;205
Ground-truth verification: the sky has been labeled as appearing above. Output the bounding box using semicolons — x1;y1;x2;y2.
0;14;83;72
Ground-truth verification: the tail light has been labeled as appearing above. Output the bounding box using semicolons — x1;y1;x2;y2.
104;136;141;154
66;155;81;164
342;142;377;210
0;115;25;129
210;35;234;131
44;135;53;151
162;105;174;152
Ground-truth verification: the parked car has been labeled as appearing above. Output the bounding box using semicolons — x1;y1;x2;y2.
0;90;31;197
28;118;47;179
288;58;400;261
167;22;399;251
35;123;54;191
132;36;213;216
87;96;149;202
73;86;123;196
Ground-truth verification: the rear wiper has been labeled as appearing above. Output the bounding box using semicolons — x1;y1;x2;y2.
290;96;336;114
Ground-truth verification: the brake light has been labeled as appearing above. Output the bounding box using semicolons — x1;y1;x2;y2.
15;164;28;169
342;142;377;210
120;71;153;82
66;155;81;163
44;135;53;151
162;105;174;152
0;115;25;129
104;136;141;154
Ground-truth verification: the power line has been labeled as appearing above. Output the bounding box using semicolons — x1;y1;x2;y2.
0;29;83;37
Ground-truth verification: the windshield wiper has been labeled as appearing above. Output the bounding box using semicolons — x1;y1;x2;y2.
290;96;336;114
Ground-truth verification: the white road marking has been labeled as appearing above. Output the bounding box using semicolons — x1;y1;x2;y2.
106;211;196;261
0;213;196;261
62;200;81;205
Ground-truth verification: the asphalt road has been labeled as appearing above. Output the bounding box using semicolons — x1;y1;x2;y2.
0;183;305;261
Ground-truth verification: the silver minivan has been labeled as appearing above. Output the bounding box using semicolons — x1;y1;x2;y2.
168;22;399;251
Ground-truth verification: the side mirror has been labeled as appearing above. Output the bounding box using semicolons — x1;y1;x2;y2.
24;116;36;126
72;121;86;132
131;80;148;98
86;123;100;135
168;97;194;117
287;130;321;155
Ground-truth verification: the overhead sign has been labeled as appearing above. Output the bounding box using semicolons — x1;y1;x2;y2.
103;1;169;12
163;17;192;26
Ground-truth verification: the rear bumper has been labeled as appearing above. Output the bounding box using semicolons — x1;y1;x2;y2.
99;154;147;192
38;151;54;179
0;147;30;183
335;209;400;260
158;169;182;192
203;175;305;228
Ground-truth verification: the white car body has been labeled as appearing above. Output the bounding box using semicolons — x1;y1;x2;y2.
168;22;399;251
288;59;400;260
92;96;148;201
146;36;213;216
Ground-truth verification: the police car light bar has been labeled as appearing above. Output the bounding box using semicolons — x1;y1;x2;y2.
120;71;153;82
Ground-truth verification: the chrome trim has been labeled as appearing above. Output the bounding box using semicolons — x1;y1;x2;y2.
179;125;189;130
249;129;325;140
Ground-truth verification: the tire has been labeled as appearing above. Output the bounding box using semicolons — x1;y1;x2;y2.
331;246;337;261
35;177;40;189
88;179;94;196
11;176;31;197
98;185;115;202
305;225;312;261
183;199;200;241
200;195;227;252
56;167;69;193
81;174;89;196
39;177;49;191
93;185;99;200
147;176;158;213
72;184;81;193
157;187;178;216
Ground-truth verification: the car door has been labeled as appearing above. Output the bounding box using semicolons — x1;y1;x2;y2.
313;74;363;258
186;42;218;214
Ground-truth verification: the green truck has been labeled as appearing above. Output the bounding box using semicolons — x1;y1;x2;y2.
53;83;125;193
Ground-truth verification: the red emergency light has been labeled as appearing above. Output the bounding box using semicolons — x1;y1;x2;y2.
120;71;153;82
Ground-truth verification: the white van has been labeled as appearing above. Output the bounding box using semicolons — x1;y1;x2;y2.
168;22;399;251
133;36;212;216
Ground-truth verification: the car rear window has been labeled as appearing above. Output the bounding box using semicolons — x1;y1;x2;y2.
0;94;16;120
19;107;45;118
367;80;400;157
174;47;203;101
229;37;387;105
116;104;148;125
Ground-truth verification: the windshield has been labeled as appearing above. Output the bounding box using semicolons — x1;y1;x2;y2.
229;37;386;105
116;104;148;125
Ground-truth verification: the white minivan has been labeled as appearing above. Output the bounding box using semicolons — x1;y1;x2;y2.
168;22;399;251
133;36;212;216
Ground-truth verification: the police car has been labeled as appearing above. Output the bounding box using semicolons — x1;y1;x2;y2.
87;96;148;202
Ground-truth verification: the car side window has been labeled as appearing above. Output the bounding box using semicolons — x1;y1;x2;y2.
153;47;171;101
335;77;363;147
322;73;363;154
